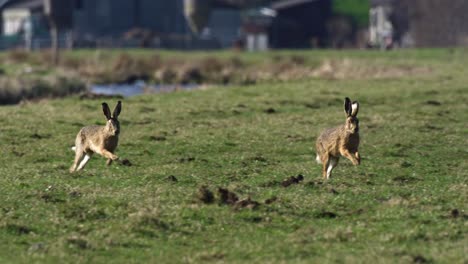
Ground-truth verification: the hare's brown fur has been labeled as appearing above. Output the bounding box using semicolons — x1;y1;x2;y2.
315;97;360;179
70;101;121;173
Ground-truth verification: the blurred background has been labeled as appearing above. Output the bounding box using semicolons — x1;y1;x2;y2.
1;0;467;104
1;0;468;52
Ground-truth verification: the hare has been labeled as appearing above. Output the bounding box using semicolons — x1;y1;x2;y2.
70;101;122;173
315;97;360;179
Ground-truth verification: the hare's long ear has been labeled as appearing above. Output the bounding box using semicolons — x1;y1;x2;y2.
351;101;359;117
102;102;111;120
344;97;352;116
113;101;122;118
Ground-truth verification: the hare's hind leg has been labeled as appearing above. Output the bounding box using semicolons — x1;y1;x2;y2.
77;153;93;171
326;157;339;180
70;148;85;173
321;155;329;179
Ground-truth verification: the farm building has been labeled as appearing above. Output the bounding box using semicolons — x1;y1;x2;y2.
0;0;246;49
184;0;343;49
0;0;360;50
0;0;192;49
3;0;467;50
0;0;188;36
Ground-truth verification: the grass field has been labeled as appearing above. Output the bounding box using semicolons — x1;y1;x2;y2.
0;49;467;263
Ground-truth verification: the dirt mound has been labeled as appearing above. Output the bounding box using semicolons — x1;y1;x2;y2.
282;174;304;187
218;188;239;205
233;197;260;210
196;186;260;209
197;185;215;204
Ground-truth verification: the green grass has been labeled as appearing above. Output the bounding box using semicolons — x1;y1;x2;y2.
0;49;467;263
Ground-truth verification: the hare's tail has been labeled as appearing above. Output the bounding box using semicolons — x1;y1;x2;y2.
71;146;76;152
315;154;322;164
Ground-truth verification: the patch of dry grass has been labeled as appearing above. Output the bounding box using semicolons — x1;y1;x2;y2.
0;49;440;105
311;58;433;79
0;75;85;104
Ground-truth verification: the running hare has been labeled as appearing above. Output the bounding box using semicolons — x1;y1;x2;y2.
70;101;122;173
315;97;360;179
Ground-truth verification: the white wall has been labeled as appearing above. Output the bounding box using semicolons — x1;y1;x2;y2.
2;9;30;35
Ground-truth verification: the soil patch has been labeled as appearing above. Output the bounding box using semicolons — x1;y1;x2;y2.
282;174;304;187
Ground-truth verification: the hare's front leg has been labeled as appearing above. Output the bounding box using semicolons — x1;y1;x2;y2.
340;148;360;165
99;148;119;161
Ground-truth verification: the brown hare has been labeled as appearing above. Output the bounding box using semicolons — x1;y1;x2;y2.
70;101;122;173
315;97;360;179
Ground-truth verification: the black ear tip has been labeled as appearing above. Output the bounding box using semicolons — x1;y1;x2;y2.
102;102;107;106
